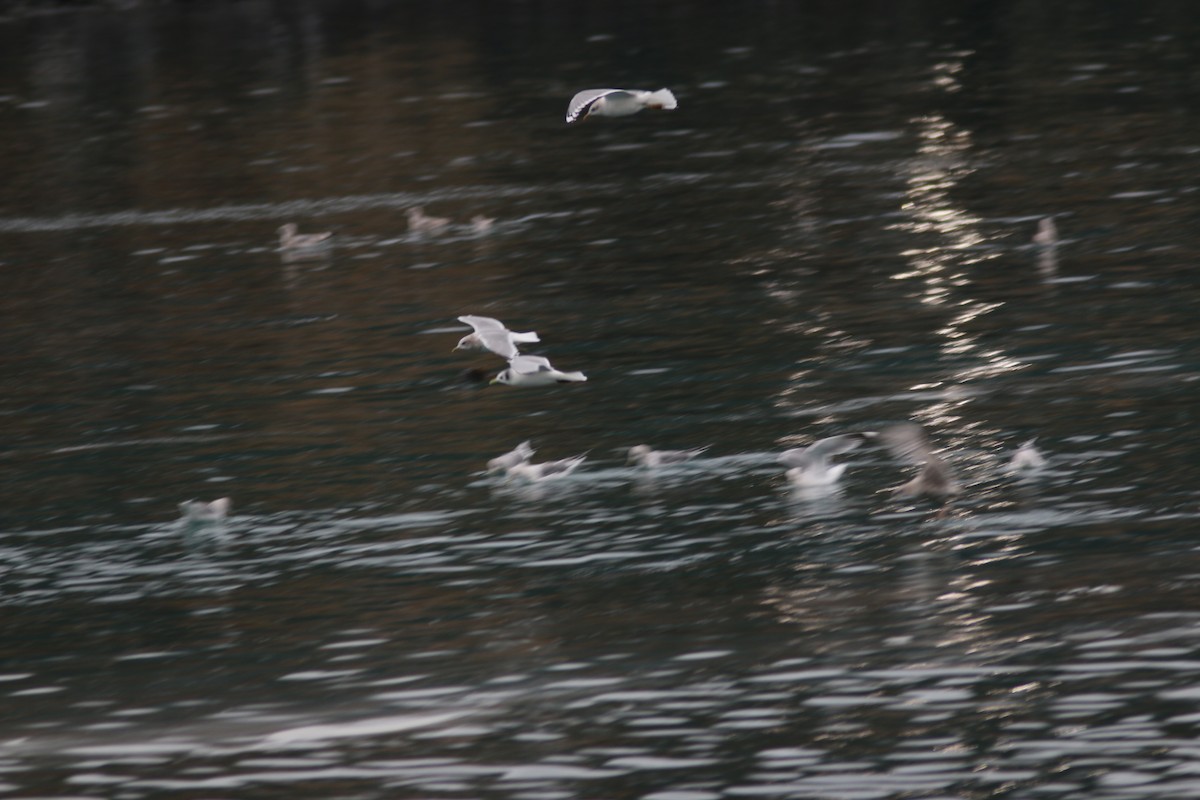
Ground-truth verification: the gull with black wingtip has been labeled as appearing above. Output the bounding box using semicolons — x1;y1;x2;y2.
566;88;677;123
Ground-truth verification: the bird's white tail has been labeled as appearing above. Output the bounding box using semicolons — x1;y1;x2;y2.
512;331;540;344
559;371;587;382
646;88;677;110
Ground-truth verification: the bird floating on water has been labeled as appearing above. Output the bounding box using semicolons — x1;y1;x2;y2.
506;454;587;482
407;207;451;235
488;440;535;473
1008;438;1047;472
491;355;587;387
471;215;495;235
179;497;231;523
777;433;872;488
277;223;333;252
876;423;961;501
627;444;709;468
566;88;677;123
454;315;540;360
1032;217;1058;247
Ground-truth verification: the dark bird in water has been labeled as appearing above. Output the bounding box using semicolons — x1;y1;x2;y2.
875;423;961;503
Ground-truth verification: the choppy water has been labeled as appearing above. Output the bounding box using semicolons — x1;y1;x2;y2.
3;2;1200;798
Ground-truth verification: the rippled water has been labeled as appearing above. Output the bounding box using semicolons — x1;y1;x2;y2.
3;2;1200;798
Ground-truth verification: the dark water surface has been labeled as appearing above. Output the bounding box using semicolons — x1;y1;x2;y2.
3;1;1200;798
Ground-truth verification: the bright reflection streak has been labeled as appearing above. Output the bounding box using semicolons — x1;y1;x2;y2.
761;55;1052;641
889;61;1029;431
762;56;1031;451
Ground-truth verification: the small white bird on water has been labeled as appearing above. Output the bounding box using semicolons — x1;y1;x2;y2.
566;88;677;123
778;433;872;487
1032;217;1058;247
1008;438;1047;472
506;454;587;482
179;497;231;523
488;440;535;473
471;215;495;235
491;355;587;387
407;207;451;235
454;315;540;360
627;444;709;468
277;223;333;252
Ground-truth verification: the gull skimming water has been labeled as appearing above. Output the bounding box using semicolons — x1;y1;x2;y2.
491;355;587;387
566;88;678;123
454;315;540;360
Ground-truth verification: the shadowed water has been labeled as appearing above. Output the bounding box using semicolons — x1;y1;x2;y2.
3;1;1200;798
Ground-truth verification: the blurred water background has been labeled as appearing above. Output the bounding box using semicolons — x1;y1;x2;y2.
2;1;1200;798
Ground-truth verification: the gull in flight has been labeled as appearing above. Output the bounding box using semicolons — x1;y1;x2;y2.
454;315;540;360
488;440;535;473
1008;438;1047;472
777;433;872;487
491;355;587;387
506;454;587;482
277;223;333;252
627;444;709;468
179;497;231;523
566;88;677;123
407;207;451;235
876;423;960;501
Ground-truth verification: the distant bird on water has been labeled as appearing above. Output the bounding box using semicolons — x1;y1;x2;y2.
566;88;678;123
1008;438;1047;472
627;444;709;469
277;223;333;252
407;207;451;236
777;433;873;488
1032;217;1058;247
179;497;231;523
876;423;961;501
488;440;535;473
471;215;495;235
454;315;540;360
506;454;587;482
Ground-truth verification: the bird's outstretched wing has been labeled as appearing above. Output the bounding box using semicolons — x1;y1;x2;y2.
566;88;625;123
458;315;505;332
509;355;553;374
